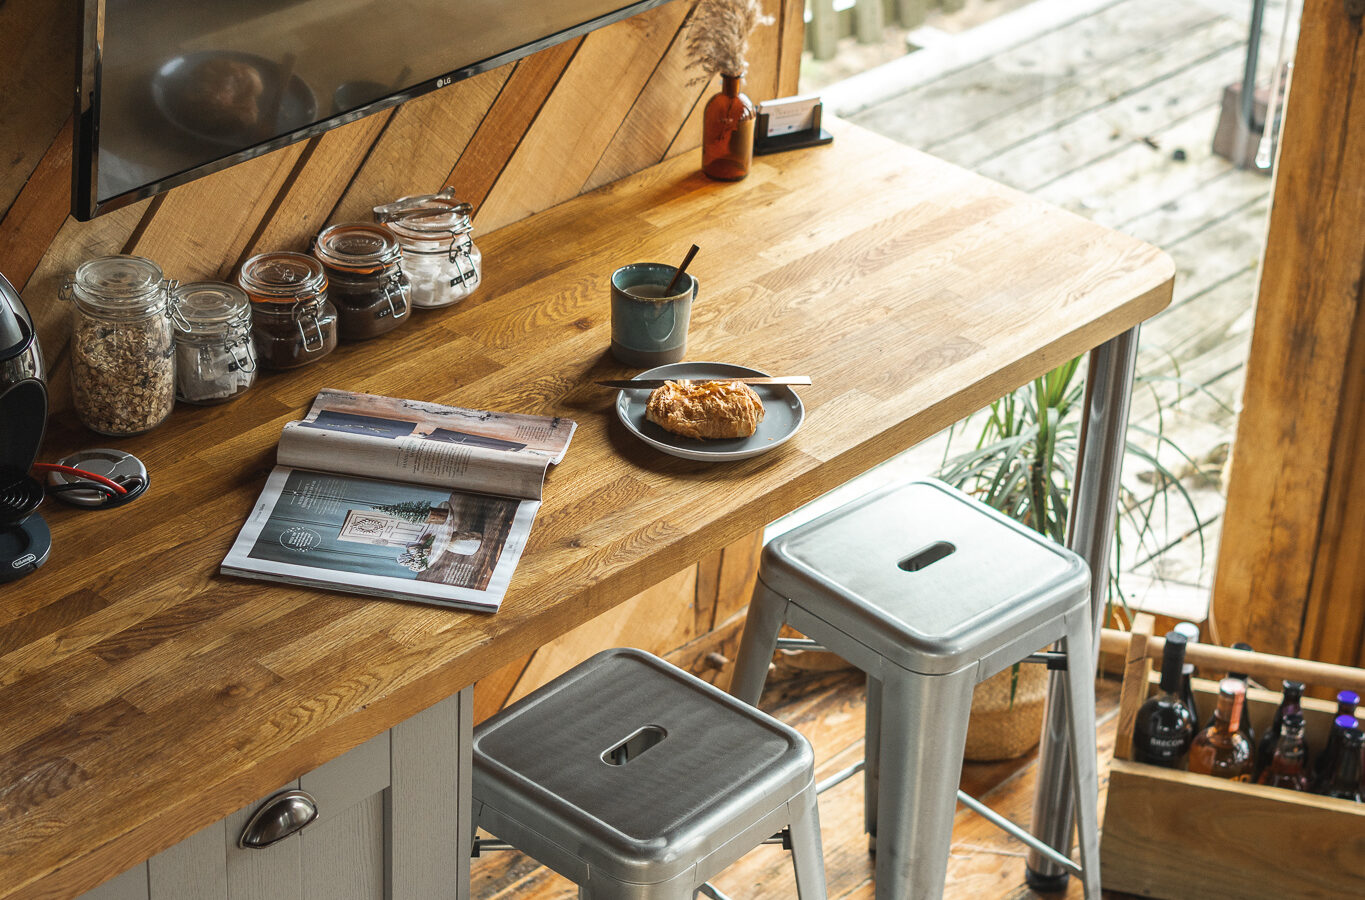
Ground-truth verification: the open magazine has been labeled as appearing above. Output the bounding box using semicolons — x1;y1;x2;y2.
222;389;576;611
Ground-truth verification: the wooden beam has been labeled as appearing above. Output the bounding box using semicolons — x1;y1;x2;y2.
1211;0;1365;658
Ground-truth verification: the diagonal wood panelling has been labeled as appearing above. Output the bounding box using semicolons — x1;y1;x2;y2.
0;0;802;738
2;0;795;417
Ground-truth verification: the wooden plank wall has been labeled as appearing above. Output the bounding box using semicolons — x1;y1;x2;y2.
1211;0;1365;665
0;0;801;717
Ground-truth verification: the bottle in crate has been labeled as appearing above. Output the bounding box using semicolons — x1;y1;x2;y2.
1189;678;1254;782
1255;680;1305;781
1173;621;1202;721
1202;642;1258;769
1132;631;1197;768
1257;712;1311;791
1317;726;1364;802
1312;691;1360;786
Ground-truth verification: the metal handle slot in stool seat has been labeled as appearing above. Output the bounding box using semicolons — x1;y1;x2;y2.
602;724;668;765
897;541;956;572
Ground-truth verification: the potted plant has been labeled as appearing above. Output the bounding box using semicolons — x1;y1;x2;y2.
939;357;1208;759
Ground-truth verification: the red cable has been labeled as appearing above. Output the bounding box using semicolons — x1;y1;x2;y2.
31;463;129;495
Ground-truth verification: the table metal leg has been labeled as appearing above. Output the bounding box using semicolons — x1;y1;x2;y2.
1025;326;1140;889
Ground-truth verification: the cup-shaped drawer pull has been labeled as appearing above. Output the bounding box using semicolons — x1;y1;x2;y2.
238;790;319;849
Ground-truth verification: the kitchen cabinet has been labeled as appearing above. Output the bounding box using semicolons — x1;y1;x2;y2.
79;689;471;900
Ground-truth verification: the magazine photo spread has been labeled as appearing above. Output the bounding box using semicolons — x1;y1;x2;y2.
221;389;576;612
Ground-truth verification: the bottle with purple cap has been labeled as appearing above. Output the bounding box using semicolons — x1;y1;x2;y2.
1317;726;1364;802
1312;690;1360;787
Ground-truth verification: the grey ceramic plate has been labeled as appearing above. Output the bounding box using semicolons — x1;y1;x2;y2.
614;362;805;461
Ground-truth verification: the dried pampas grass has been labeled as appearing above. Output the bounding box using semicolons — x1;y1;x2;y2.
684;0;774;81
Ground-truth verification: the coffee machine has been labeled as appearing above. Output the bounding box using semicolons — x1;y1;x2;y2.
0;270;49;581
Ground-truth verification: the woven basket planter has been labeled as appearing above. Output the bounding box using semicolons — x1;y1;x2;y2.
964;661;1049;761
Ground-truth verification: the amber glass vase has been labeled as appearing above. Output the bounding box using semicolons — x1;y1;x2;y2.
702;73;756;181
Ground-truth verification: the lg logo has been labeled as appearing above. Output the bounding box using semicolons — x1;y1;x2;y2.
436;76;453;88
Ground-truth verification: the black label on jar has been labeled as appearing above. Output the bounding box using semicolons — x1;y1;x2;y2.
450;269;475;287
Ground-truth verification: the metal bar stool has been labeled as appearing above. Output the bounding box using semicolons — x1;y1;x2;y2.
472;648;828;899
728;479;1100;900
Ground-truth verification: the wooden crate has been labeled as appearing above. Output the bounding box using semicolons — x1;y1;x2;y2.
1100;619;1365;899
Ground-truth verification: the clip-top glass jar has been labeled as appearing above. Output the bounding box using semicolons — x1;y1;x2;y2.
239;252;337;370
373;188;482;309
312;223;411;341
61;254;177;436
170;282;257;405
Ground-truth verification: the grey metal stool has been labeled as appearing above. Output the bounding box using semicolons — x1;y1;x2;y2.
729;479;1101;900
472;648;828;899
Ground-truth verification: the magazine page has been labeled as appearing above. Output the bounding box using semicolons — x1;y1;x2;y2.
221;468;538;611
276;389;577;501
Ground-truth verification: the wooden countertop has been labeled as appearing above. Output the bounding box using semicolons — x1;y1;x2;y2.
0;119;1172;899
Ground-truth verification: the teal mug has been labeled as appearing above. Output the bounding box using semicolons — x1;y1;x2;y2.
610;263;698;367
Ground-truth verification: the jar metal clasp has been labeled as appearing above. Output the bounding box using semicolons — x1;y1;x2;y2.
382;270;410;320
226;337;258;374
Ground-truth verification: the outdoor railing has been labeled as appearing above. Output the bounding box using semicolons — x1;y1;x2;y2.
807;0;965;59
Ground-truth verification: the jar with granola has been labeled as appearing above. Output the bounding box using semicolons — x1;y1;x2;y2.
61;255;177;436
238;251;337;370
373;188;481;309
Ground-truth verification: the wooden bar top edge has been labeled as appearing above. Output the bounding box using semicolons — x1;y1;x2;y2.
0;117;1174;900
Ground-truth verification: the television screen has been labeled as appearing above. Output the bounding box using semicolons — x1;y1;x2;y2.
75;0;669;219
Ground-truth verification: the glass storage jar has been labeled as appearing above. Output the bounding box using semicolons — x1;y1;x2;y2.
373;188;481;309
170;281;257;404
312;223;411;340
61;254;177;436
238;251;337;370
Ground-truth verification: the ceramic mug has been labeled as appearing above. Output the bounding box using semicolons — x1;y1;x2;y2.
609;263;698;367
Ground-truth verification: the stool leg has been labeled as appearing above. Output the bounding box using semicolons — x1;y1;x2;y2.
728;578;788;705
874;664;976;900
865;674;882;849
1062;614;1102;900
788;783;829;899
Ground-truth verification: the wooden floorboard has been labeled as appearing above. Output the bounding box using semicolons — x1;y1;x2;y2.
471;671;1131;899
839;0;1283;622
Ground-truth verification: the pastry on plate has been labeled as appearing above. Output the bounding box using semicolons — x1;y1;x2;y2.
171;57;265;135
645;379;765;440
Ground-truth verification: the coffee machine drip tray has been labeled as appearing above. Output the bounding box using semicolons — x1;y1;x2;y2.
0;514;50;582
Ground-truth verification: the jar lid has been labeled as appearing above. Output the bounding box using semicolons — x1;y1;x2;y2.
313;223;401;272
373;188;473;239
238;252;327;304
172;281;251;331
68;255;167;313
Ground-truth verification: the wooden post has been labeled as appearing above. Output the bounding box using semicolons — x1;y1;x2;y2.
1112;613;1154;762
1211;0;1365;661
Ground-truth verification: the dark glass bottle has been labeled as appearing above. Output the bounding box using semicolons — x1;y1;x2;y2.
1189;678;1254;782
1257;712;1310;791
1255;680;1305;781
1312;691;1360;785
1132;632;1196;767
1173;622;1201;722
1314;711;1361;791
1317;727;1364;802
702;73;755;181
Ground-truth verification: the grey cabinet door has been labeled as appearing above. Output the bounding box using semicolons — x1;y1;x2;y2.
79;688;471;900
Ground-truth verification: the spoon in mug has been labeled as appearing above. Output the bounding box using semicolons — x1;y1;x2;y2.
662;244;699;296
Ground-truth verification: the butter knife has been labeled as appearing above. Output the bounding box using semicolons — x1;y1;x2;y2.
597;376;812;389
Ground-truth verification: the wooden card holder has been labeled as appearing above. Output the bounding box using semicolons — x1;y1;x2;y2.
1101;618;1365;899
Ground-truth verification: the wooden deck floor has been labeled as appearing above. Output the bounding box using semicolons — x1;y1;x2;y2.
812;0;1291;624
471;669;1127;899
